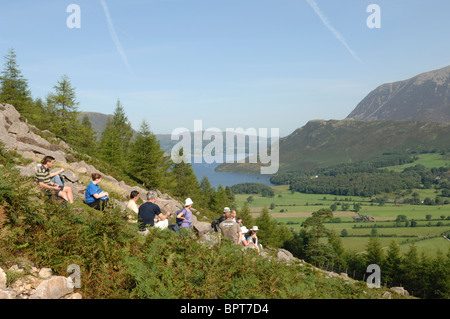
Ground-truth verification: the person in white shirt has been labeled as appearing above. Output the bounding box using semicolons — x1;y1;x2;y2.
126;190;140;222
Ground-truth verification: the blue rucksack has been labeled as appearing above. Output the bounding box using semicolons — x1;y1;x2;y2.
175;208;186;226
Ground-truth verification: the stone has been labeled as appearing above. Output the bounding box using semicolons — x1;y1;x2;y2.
0;267;6;289
193;221;213;235
65;292;82;299
0;288;17;299
30;276;74;299
9;265;24;274
390;286;409;297
382;291;392;299
38;268;53;279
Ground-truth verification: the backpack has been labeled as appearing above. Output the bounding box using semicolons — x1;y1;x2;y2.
175;208;186;226
211;215;226;232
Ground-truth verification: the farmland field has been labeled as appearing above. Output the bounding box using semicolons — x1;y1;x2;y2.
235;185;450;257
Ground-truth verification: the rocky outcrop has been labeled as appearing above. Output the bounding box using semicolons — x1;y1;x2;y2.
0;103;67;162
0;264;81;299
1;103;213;234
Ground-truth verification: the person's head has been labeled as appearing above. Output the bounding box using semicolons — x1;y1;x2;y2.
231;210;236;219
185;198;193;207
91;173;102;183
130;190;139;201
223;207;230;215
224;212;233;220
41;155;55;167
237;217;243;224
146;189;158;202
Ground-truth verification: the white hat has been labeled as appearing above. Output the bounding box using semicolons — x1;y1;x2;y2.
185;198;193;206
223;207;231;213
241;226;249;234
250;226;259;231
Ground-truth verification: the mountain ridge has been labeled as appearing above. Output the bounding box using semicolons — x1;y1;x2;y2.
346;65;450;122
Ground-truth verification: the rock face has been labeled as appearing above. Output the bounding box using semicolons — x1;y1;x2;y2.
0;103;67;162
0;265;81;299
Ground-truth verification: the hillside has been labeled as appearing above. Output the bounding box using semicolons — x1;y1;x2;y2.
1;103;410;300
217;65;450;175
347;65;450;122
216;119;450;174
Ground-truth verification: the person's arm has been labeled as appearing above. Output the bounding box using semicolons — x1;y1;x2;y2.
39;181;60;190
177;209;186;221
92;191;108;199
49;168;64;178
157;209;171;221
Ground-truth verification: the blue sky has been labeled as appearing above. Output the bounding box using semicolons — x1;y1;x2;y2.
1;0;449;137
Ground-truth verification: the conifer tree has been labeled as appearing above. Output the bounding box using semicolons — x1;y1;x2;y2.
301;208;336;265
238;201;254;229
76;114;97;155
99;117;123;168
46;74;80;142
128;120;167;189
209;185;230;214
255;207;292;249
0;48;33;116
111;99;133;157
365;235;384;267
382;240;402;287
170;147;202;202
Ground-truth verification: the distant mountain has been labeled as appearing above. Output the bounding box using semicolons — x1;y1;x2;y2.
79;112;114;137
216;119;450;174
79;112;268;156
346;65;450;122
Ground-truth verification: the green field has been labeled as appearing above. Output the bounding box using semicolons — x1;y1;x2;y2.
235;185;450;257
387;153;450;172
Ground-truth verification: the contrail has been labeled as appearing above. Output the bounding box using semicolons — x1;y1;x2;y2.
306;0;362;63
99;0;132;72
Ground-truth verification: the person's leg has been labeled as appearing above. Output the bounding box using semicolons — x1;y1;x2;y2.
155;219;169;230
56;188;69;202
87;199;101;210
100;198;109;211
51;175;64;187
61;186;73;203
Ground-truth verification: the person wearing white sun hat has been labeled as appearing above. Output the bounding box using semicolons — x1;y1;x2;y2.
177;197;194;229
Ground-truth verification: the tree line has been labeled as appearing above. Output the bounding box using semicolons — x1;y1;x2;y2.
270;153;450;198
230;182;275;197
282;208;450;299
0;48;234;219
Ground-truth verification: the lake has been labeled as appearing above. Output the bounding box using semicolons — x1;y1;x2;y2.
191;160;274;188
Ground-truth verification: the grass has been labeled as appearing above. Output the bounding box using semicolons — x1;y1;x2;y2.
387;153;450;172
235;185;450;257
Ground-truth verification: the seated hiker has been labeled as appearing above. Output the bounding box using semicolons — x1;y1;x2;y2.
35;155;73;204
85;173;109;211
218;211;242;245
177;198;194;229
246;226;261;252
137;189;170;235
240;226;250;246
125;190;140;222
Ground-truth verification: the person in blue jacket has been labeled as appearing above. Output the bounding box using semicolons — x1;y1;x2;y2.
85;173;109;211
